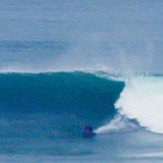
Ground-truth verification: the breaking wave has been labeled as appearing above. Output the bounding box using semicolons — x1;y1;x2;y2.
115;75;163;134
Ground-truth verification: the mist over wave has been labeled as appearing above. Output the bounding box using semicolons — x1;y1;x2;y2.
0;0;162;74
0;40;162;75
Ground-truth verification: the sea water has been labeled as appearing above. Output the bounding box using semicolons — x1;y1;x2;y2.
0;0;163;162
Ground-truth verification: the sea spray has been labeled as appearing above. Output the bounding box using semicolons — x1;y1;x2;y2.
95;115;139;134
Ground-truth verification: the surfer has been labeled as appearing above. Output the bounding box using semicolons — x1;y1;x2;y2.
82;126;96;138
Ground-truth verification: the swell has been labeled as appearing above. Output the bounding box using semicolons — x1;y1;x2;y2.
0;72;124;137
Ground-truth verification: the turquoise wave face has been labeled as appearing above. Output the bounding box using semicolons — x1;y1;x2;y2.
0;72;124;137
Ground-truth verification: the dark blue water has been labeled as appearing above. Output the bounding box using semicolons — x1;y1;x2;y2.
0;72;122;153
0;72;123;138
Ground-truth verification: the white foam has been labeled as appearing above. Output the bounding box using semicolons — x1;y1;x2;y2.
116;75;163;134
95;115;137;134
125;152;163;158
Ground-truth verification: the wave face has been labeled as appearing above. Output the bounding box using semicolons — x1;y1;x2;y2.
0;72;124;138
116;75;163;134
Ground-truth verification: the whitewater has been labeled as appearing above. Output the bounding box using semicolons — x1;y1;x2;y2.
116;75;163;134
95;75;163;135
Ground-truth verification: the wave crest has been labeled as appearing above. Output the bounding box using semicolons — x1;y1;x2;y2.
116;75;163;134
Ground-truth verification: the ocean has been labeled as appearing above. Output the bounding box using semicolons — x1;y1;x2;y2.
0;0;163;162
